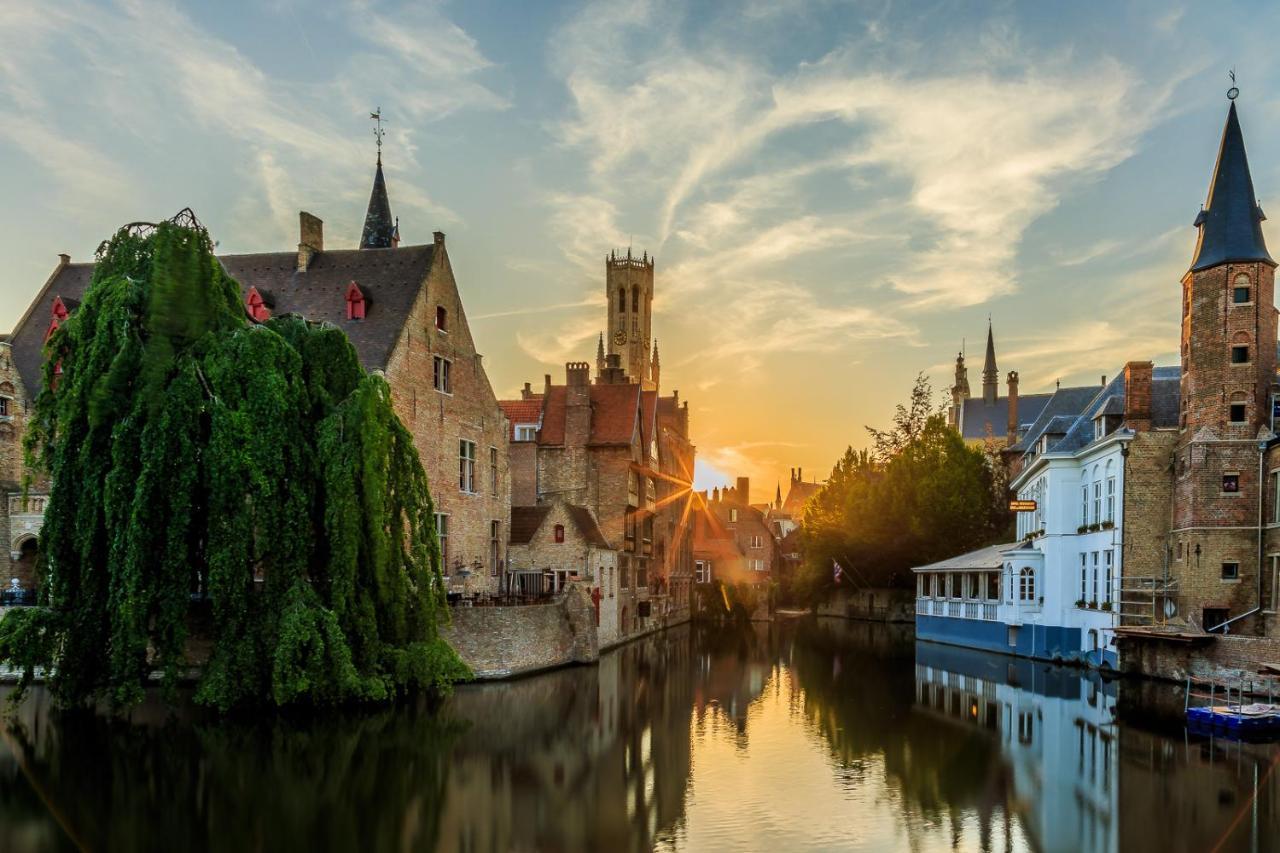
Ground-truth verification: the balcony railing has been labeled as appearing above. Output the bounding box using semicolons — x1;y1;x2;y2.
916;597;1000;622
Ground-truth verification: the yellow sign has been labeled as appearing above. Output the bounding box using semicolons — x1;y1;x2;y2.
1009;500;1037;513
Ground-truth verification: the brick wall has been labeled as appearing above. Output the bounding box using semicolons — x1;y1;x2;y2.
1121;632;1280;689
1120;430;1175;585
384;240;511;593
0;341;40;588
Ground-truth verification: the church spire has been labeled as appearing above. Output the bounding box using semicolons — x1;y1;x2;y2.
596;332;606;376
981;320;998;405
360;108;396;250
1190;95;1273;271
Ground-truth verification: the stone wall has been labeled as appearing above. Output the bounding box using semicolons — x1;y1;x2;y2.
815;588;914;623
1119;430;1176;585
441;580;599;679
1120;632;1280;690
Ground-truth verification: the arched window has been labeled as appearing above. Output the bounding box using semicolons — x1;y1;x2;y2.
436;305;447;331
618;288;626;313
554;524;565;543
1019;567;1036;601
1231;331;1252;364
1233;273;1251;305
632;287;639;312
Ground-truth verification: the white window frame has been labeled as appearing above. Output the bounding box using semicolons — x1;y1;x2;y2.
433;356;452;394
435;513;450;573
459;439;477;493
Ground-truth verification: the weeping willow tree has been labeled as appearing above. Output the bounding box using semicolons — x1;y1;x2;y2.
0;212;468;711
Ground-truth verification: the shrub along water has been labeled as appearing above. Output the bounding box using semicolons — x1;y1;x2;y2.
0;213;468;711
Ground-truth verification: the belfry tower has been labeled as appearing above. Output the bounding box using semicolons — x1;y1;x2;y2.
1173;91;1277;631
605;248;656;390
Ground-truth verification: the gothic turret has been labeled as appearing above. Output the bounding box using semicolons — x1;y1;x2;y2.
651;339;661;389
981;322;998;405
1189;101;1273;272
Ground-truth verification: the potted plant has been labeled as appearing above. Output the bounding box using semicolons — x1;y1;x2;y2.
1075;598;1086;608
1101;521;1115;530
1087;600;1097;609
1101;601;1112;612
1077;525;1088;534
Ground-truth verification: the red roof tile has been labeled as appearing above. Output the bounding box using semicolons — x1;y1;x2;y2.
497;398;543;441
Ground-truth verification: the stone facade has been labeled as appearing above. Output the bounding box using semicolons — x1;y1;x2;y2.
383;231;511;594
440;580;599;678
0;335;44;591
603;250;656;390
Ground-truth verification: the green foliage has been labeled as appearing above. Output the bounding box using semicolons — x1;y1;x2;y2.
5;214;468;711
795;374;1004;602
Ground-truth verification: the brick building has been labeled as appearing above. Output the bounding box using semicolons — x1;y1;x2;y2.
1;150;512;595
949;322;1054;447
1168;97;1279;635
692;479;777;589
500;252;696;648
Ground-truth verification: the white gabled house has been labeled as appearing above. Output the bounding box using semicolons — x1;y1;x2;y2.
916;365;1180;669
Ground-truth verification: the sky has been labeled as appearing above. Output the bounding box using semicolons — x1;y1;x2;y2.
1;1;1279;498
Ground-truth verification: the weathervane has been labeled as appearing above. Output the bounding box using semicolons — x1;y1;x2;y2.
1228;68;1239;101
370;107;386;161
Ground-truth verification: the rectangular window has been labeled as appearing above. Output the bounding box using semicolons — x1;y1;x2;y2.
1230;403;1248;423
436;305;448;332
1273;471;1280;523
0;398;8;417
729;508;738;523
1091;552;1099;603
1234;285;1251;304
1231;345;1250;364
1080;553;1087;602
1223;473;1241;494
459;440;476;492
1222;561;1240;580
621;557;631;589
1093;482;1101;524
490;520;500;576
1106;477;1115;522
435;513;449;573
433;356;452;393
1104;550;1114;604
514;424;537;442
749;535;763;548
489;446;498;493
1081;485;1088;525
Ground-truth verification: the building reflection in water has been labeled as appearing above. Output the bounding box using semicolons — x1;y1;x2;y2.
0;619;1276;852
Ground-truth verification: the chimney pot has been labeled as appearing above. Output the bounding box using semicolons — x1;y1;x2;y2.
433;231;445;246
57;253;70;266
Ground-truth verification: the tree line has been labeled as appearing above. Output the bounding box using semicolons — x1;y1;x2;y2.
792;375;1011;602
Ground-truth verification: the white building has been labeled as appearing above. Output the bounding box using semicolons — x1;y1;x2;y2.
915;367;1180;669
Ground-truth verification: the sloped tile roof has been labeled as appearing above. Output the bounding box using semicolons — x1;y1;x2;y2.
509;506;552;544
912;541;1018;573
590;383;641;445
497;398;543;440
566;505;611;548
9;246;434;393
959;392;1053;440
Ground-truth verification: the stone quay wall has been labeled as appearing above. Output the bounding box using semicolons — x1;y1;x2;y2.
442;580;599;679
816;588;914;623
1121;633;1280;692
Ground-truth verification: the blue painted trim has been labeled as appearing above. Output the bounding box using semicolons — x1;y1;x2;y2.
915;614;1115;670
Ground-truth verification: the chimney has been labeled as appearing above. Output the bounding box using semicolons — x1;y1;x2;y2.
1101;375;1107;386
297;211;323;272
521;382;533;400
433;231;445;246
1123;361;1153;432
57;253;70;266
798;467;803;482
736;477;750;506
1006;371;1020;444
565;362;592;446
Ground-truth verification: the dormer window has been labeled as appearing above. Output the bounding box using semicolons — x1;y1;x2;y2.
245;287;270;322
44;295;71;342
345;282;366;321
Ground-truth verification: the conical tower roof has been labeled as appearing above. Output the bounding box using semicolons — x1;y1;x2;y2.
1190;101;1273;271
360;156;396;250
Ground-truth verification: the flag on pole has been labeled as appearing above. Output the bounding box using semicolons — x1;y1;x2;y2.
833;560;844;583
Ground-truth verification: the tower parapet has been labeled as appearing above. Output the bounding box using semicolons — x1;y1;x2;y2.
605;248;657;389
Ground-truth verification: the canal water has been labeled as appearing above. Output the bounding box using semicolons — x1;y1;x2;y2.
0;618;1275;852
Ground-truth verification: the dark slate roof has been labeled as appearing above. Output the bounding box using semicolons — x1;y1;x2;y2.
1008;386;1103;453
360;158;396;250
566;505;611;548
1190;101;1274;272
1024;366;1182;456
9;246;434;393
509;506;552;544
958;392;1053;440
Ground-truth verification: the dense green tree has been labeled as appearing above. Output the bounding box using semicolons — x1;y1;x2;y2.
0;213;468;711
795;374;1004;601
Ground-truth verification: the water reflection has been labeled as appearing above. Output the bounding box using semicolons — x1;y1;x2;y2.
0;620;1275;852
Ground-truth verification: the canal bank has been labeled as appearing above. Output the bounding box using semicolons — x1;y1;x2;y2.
0;617;1274;852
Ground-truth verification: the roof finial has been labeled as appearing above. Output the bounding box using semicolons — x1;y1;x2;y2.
1228;68;1239;101
370;107;386;163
